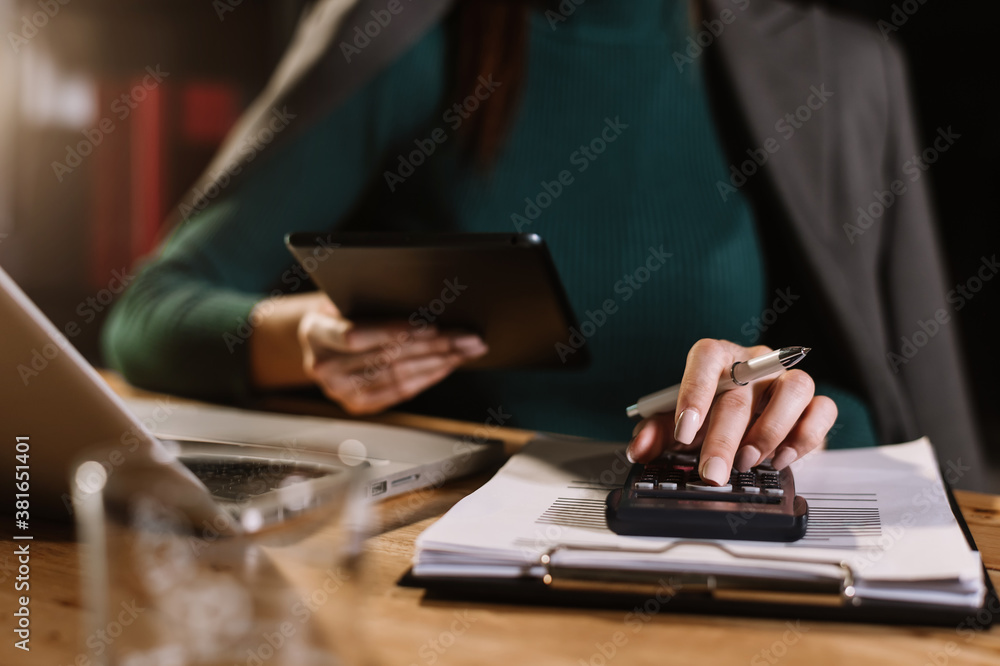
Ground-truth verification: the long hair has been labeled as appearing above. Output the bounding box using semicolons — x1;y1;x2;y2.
453;0;532;166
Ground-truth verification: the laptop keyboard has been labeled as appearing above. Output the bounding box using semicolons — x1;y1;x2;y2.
179;457;334;502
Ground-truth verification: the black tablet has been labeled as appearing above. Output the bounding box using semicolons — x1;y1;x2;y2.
285;232;589;369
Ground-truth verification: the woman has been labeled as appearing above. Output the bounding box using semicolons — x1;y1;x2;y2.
102;0;984;488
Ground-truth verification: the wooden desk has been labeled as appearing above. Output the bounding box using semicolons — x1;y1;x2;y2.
4;376;1000;666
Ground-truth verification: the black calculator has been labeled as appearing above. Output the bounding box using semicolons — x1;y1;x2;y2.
605;452;808;542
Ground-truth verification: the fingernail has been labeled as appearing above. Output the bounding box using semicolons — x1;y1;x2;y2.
453;335;487;355
626;425;655;463
771;448;798;470
700;456;730;486
673;409;700;445
734;446;762;472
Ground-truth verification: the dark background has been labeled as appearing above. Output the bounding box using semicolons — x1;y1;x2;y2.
835;0;1000;463
1;0;997;461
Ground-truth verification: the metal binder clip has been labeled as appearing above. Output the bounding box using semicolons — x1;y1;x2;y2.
538;540;859;607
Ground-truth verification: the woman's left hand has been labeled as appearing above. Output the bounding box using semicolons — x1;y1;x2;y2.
625;339;838;485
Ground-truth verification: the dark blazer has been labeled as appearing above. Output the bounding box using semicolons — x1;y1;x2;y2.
702;0;985;490
170;0;988;489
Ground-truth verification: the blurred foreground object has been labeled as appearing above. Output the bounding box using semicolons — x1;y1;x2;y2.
74;443;370;666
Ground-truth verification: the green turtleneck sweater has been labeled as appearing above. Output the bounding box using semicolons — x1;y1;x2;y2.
102;1;878;447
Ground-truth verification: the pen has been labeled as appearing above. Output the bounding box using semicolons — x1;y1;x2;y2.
625;346;811;419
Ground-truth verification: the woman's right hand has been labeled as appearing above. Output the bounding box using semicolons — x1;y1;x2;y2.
296;293;488;415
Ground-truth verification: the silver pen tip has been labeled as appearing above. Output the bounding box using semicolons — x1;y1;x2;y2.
778;346;811;368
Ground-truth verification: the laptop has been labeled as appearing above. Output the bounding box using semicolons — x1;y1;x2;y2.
0;264;503;527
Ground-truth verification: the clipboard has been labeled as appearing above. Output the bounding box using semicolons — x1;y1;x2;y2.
400;478;998;628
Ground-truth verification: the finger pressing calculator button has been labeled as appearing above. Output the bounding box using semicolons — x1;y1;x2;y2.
686;481;733;492
764;488;784;496
634;481;655;490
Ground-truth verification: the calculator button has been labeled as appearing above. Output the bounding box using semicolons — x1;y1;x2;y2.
764;488;784;496
657;481;678;490
742;486;761;494
686;481;733;492
634;481;655;490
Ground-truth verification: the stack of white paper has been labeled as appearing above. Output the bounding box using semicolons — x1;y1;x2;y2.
413;438;986;608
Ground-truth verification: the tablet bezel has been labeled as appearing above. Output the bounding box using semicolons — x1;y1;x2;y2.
284;232;589;370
